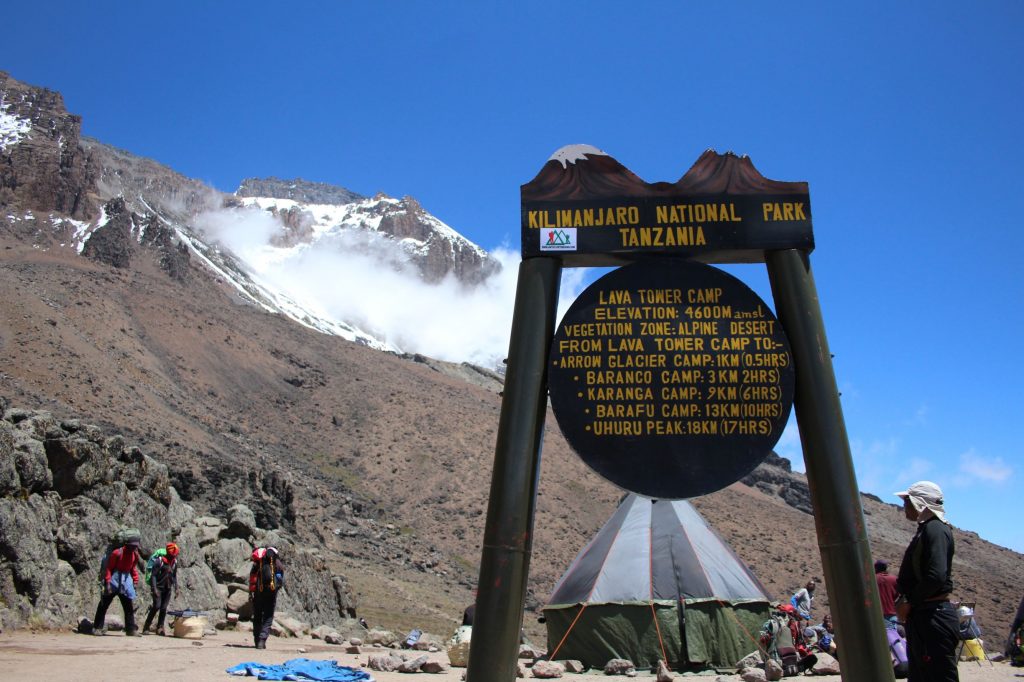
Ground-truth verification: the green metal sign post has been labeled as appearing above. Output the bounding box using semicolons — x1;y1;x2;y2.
466;257;562;682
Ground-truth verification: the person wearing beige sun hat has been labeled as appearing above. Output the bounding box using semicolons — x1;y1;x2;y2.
894;481;959;682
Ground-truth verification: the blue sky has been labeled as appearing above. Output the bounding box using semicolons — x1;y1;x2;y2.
4;2;1023;552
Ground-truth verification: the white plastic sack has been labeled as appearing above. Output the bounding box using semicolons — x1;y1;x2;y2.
447;625;472;667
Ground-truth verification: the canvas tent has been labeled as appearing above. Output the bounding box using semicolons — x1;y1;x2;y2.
542;494;771;671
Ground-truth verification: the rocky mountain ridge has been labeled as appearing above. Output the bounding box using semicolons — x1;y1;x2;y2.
2;69;500;354
2;69;1022;647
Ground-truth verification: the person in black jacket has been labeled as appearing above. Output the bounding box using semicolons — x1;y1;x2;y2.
895;481;959;682
1006;595;1024;663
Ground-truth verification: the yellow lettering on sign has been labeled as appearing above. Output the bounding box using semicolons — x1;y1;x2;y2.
528;206;644;228
595;404;655;418
637;289;682;304
558;338;603;353
607;337;644;352
655;203;741;223
618;226;707;248
556;355;601;369
586;387;655;401
590;421;644;436
645;420;685;435
598;290;632;305
662;403;700;417
585;370;654;385
761;202;807;221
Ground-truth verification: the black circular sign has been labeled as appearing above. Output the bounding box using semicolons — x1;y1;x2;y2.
548;260;795;499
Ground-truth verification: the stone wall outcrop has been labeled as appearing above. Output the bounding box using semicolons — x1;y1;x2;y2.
0;397;357;631
0;71;96;220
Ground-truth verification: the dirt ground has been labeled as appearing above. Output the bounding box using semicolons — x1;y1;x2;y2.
0;628;1021;682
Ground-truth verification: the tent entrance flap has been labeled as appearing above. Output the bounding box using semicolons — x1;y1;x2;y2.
543;603;683;669
681;600;769;669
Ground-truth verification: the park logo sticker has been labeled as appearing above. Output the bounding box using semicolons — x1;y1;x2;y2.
541;227;576;251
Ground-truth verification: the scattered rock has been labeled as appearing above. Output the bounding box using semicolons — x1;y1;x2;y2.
561;660;585;673
422;660;449;674
531;660;564;678
809;652;841;675
397;654;428;672
736;652;763;670
741;668;768;682
603;658;635;675
367;653;405;672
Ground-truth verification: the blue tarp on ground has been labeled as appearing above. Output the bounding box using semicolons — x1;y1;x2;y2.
226;658;374;681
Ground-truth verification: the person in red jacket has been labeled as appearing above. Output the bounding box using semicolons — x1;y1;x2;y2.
875;559;900;629
93;539;142;636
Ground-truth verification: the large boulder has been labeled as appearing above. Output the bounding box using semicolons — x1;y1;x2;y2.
13;431;52;493
225;504;257;540
0;421;18;495
205;537;253;583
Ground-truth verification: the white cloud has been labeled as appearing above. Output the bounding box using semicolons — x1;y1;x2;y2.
958;448;1012;484
849;436;901;493
904;404;929;427
898;457;934;485
774;417;804;471
196;206;285;255
193;206;590;369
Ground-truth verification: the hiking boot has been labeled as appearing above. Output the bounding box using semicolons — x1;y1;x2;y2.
125;628;141;637
255;640;266;649
92;627;107;637
157;627;167;637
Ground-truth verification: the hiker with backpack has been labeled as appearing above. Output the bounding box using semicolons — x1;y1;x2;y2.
249;546;285;649
93;531;143;636
143;542;179;635
758;603;818;676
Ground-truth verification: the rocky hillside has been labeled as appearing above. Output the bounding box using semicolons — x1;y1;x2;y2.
0;401;357;632
1;69;1022;647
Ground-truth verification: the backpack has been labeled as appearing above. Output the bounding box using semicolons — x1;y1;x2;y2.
253;548;284;592
404;628;423;649
887;627;909;678
97;527;142;583
145;548;167;584
958;617;982;641
114;527;142;546
759;614;793;664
